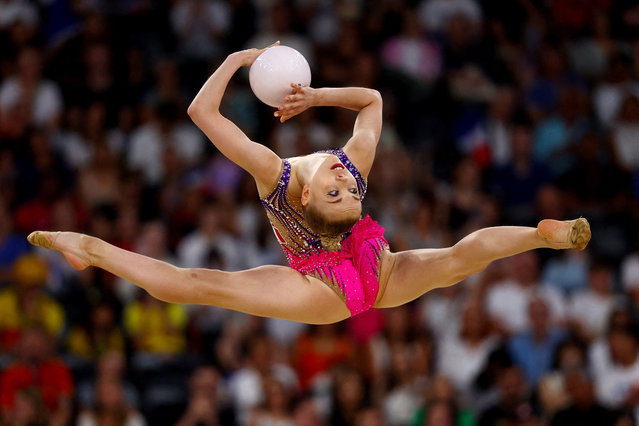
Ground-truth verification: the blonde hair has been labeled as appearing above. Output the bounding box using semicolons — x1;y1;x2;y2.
302;203;359;251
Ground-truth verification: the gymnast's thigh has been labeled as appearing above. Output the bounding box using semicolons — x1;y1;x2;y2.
195;265;352;324
373;248;466;308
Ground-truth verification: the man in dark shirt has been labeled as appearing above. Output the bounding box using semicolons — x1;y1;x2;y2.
551;369;620;426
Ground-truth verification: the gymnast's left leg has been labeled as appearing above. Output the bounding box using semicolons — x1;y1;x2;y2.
374;218;590;308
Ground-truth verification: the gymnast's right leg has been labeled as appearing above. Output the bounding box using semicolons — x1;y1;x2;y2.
27;231;351;324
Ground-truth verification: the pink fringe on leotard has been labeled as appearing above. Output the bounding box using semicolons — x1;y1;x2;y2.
285;215;389;316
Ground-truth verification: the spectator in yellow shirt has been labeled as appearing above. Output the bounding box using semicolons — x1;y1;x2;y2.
66;303;125;360
124;291;188;355
0;254;64;351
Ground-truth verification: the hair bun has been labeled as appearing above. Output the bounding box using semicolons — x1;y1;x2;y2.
320;234;342;251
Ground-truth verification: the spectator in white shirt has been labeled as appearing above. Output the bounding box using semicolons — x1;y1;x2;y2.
593;326;639;413
126;101;203;185
437;298;498;397
486;251;566;335
569;261;620;342
0;47;63;129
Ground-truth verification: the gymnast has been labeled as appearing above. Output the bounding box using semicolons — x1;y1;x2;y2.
28;44;591;324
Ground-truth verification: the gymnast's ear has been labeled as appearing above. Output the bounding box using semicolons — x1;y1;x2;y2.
301;184;310;206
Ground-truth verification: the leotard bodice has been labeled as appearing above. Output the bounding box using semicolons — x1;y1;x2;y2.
260;148;367;256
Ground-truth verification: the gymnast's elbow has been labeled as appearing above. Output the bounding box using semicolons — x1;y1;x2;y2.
370;89;382;103
187;101;203;120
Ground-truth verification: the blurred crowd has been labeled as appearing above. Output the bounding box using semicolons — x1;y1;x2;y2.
2;0;639;425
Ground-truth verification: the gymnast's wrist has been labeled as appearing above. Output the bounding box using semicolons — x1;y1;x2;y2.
311;87;329;107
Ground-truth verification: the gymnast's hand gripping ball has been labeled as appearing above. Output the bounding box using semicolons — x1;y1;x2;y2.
249;45;311;107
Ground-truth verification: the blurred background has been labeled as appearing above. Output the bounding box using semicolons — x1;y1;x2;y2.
1;0;639;425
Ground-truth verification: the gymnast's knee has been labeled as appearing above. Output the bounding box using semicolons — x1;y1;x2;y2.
449;242;487;278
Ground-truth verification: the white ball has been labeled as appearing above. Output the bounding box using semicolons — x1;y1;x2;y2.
249;45;311;107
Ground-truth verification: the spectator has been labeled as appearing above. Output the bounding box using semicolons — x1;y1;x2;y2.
177;201;244;270
484;87;517;167
0;327;73;426
123;291;188;356
295;323;356;393
229;334;297;425
411;375;476;426
170;0;230;64
0;254;64;352
0;0;38;31
592;325;639;414
381;10;442;84
444;158;487;236
550;369;620;426
396;194;451;251
176;365;235;426
248;376;295;426
418;0;482;33
610;95;639;172
568;261;620;342
126;101;203;186
486;251;566;335
489;113;550;224
76;141;120;209
76;351;140;411
593;53;639;128
508;297;567;385
437;299;498;396
65;302;125;361
532;86;590;177
292;396;322;426
382;344;422;425
77;377;146;426
0;199;30;284
478;366;538;426
2;387;49;426
0;46;63;128
368;306;420;380
541;249;589;297
330;367;369;426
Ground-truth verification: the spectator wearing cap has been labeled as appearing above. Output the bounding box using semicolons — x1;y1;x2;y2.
0;254;64;352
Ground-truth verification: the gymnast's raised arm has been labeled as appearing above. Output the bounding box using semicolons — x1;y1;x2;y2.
187;43;282;196
276;85;383;179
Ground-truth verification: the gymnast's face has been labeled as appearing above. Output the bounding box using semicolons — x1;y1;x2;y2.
301;155;362;221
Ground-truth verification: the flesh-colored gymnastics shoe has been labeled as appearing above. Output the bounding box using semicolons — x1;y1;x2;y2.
27;231;58;249
537;218;591;250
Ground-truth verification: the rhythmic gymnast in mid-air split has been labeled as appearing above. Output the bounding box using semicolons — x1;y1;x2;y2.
28;44;591;324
